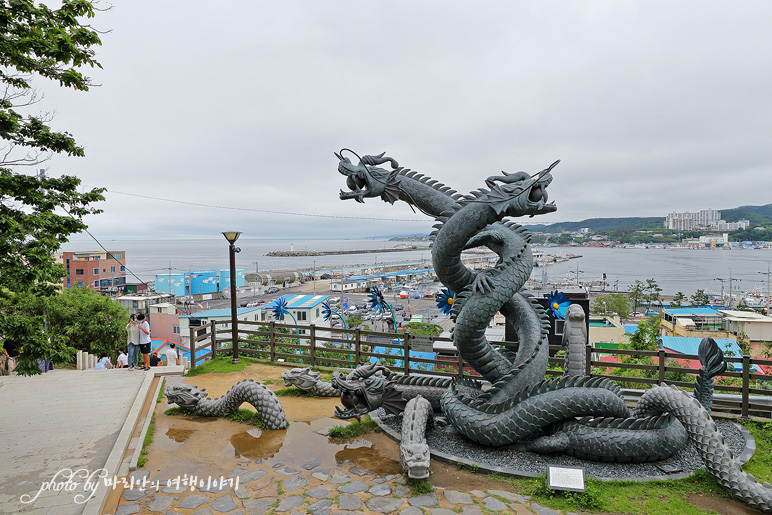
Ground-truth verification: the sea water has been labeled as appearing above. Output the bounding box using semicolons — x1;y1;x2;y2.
59;238;772;296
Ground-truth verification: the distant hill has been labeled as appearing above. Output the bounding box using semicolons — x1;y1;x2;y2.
522;204;772;233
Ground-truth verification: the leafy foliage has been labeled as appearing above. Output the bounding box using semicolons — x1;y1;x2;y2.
691;289;710;306
0;1;106;375
45;287;128;356
590;293;630;319
327;415;379;438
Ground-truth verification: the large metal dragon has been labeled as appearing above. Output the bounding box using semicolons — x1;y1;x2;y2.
335;150;772;514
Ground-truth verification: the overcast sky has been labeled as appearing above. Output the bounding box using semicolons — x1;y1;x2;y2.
35;0;772;242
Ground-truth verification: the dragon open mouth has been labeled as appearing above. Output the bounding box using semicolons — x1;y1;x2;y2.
332;372;371;420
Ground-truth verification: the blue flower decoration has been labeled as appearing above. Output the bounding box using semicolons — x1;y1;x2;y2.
321;300;332;322
435;289;455;315
270;297;289;320
369;287;387;313
547;290;570;319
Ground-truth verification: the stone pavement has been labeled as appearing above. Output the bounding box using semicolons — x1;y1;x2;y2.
0;367;176;515
117;462;576;515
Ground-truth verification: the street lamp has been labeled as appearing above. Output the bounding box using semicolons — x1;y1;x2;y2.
223;231;242;364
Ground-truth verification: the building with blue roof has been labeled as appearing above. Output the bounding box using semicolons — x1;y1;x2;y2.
660;336;759;372
661;306;731;339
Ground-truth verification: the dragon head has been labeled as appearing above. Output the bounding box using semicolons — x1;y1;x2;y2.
281;367;321;390
336;150;400;203
400;442;431;479
481;160;559;218
165;383;208;410
331;363;406;420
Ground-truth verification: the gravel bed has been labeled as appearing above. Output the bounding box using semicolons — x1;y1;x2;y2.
376;409;749;480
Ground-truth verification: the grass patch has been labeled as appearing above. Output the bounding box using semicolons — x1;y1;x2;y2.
263;379;274;385
136;412;155;468
407;479;433;495
741;419;772;484
156;379;166;403
327;415;380;438
226;408;268;429
185;356;259;376
491;468;728;515
164;406;195;417
275;387;319;397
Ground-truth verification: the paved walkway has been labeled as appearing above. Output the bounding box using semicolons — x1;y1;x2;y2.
117;464;570;515
0;368;160;515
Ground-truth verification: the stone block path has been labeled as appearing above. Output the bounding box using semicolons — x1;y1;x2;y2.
0;368;158;515
117;461;579;515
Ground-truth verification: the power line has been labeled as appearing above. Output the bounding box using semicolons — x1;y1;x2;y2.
107;189;425;222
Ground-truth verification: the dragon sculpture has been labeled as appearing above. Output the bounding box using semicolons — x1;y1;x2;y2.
281;367;340;397
335;150;772;513
165;380;288;430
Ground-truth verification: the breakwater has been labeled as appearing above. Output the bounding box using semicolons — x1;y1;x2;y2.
267;246;430;257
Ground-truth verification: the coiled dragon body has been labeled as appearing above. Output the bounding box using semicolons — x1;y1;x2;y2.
336;150;771;512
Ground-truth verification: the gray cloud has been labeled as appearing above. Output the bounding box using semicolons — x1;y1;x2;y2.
34;0;772;241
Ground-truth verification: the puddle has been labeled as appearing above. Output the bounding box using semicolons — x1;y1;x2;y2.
335;441;402;475
229;428;285;459
166;428;195;443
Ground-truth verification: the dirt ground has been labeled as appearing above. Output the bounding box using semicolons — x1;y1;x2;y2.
146;362;492;491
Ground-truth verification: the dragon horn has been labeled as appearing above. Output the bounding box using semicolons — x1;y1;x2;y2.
361;152;400;169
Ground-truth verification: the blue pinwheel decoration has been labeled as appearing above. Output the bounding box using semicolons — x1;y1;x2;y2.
270;297;290;321
435;289;455;316
547;290;570;319
321;300;333;322
369;287;387;313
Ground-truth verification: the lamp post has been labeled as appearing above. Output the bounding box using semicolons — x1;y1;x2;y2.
223;231;242;364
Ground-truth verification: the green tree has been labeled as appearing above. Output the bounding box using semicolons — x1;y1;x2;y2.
627;316;661;352
45;287;128;357
0;1;105;375
670;291;687;307
691;289;710;307
590;294;630;319
643;278;662;309
628;280;645;314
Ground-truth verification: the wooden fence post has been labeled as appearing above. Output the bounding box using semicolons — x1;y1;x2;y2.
403;333;411;375
190;327;196;368
269;321;276;362
355;329;361;367
585;344;592;377
741;354;750;419
658;349;666;385
210;320;217;359
309;324;316;367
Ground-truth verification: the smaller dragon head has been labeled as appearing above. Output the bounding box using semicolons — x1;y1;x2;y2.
281;367;322;390
481;160;559;218
165;383;208;410
336;150;400;203
400;442;431;479
331;363;405;420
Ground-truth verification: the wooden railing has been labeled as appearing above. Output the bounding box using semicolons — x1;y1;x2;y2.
189;320;772;419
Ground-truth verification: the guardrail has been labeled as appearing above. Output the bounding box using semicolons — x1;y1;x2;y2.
189;320;772;418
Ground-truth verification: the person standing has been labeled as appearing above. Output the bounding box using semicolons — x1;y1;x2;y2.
126;314;140;370
3;339;19;375
137;313;151;371
165;343;180;366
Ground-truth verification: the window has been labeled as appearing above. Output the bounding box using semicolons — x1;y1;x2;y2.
554;320;565;336
120;266;125;271
173;326;180;334
93;268;99;274
75;269;84;275
296;311;307;321
77;281;84;287
316;308;320;317
261;312;266;321
111;266;116;273
94;280;99;287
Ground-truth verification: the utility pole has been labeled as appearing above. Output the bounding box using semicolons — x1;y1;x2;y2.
715;275;740;308
758;262;771;314
313;260;316;295
253;261;259;273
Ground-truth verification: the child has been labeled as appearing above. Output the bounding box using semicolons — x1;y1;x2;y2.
94;352;113;370
116;346;128;368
